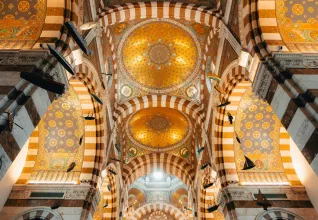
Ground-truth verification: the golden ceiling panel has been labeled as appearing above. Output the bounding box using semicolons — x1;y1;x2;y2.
0;0;47;49
126;108;192;152
30;86;84;183
276;0;318;51
234;89;288;185
117;18;202;93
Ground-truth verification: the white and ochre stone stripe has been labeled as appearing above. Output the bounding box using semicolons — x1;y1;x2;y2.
102;171;117;220
0;81;55;183
129;202;186;220
122;153;195;189
113;95;205;126
98;2;222;27
13;207;63;220
255;208;304;220
69;79;97;183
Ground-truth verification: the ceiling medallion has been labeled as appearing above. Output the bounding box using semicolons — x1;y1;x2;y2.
120;84;133;98
145;39;176;70
118;18;202;93
126;108;192;152
185;85;198;99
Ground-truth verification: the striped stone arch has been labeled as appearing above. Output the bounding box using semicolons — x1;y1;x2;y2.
149;211;168;220
129;202;186;220
13;207;63;220
102;170;117;220
98;2;222;27
122;153;194;189
255;208;304;220
113;95;205;125
17;59;105;185
212;61;302;218
73;59;106;186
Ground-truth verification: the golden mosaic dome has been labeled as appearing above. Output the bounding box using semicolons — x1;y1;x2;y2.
118;19;201;92
126;108;192;151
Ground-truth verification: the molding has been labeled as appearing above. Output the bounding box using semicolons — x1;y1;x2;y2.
13;207;63;220
273;53;318;69
255;208;304;220
9;184;92;200
252;63;273;100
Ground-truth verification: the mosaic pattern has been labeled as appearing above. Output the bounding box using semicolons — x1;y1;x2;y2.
0;0;47;48
276;0;318;46
234;89;284;173
118;18;202;93
126;108;192;151
31;86;84;182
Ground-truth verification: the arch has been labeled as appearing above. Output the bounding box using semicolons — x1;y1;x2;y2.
129;202;186;220
114;95;205;125
255;208;304;220
14;207;63;220
122;153;194;189
17;59;105;186
98;2;221;28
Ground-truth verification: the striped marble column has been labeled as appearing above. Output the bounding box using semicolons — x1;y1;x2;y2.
0;51;68;181
253;54;318;175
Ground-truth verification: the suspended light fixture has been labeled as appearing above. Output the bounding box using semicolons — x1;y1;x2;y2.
115;143;121;152
90;92;103;105
20;71;65;95
235;133;241;144
227;112;233;124
65;21;92;55
203;182;214;189
256;189;271;210
79;135;84;145
217;101;231;108
80;21;98;30
103;200;109;208
47;44;76;76
197;147;205;154
242;156;255;170
201;162;211;170
50;200;63;210
108;169;117;175
107;184;111;192
110;158;120;162
67;162;76;173
214;85;225;94
83;114;95;120
207;204;219;213
184;206;192;211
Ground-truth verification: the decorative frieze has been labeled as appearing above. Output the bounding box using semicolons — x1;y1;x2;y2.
252;63;273;100
9;185;92;200
273;53;318;69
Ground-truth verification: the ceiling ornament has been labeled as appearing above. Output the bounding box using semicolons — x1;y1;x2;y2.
234;89;288;185
126;108;192;152
117;18;202;93
276;0;318;51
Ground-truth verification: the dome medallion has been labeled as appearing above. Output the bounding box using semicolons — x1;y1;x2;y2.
118;18;202;93
126;108;192;152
